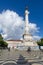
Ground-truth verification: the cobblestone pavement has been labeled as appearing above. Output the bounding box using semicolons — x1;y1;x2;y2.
0;49;43;65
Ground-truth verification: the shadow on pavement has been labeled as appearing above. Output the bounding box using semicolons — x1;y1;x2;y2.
3;54;31;65
16;54;31;65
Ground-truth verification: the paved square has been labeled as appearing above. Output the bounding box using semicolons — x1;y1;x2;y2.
0;49;43;65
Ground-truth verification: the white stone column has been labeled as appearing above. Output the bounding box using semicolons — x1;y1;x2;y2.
25;9;29;34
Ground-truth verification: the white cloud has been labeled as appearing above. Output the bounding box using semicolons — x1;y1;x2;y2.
0;10;41;40
29;23;39;34
33;36;41;40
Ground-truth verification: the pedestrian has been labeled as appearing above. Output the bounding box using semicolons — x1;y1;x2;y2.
8;47;10;52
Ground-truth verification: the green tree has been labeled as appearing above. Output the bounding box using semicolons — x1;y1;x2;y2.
0;34;8;48
37;38;43;50
37;38;43;46
0;34;3;41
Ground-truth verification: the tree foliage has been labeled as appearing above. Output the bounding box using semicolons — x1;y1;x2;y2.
37;38;43;46
0;34;8;48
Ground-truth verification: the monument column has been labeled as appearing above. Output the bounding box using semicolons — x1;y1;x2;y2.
22;7;38;49
25;8;30;34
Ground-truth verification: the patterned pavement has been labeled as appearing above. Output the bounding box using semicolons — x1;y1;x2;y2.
0;49;43;65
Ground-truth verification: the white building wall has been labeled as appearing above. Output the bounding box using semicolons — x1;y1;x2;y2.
6;40;22;48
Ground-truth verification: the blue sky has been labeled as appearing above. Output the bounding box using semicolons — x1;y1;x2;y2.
0;0;43;40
